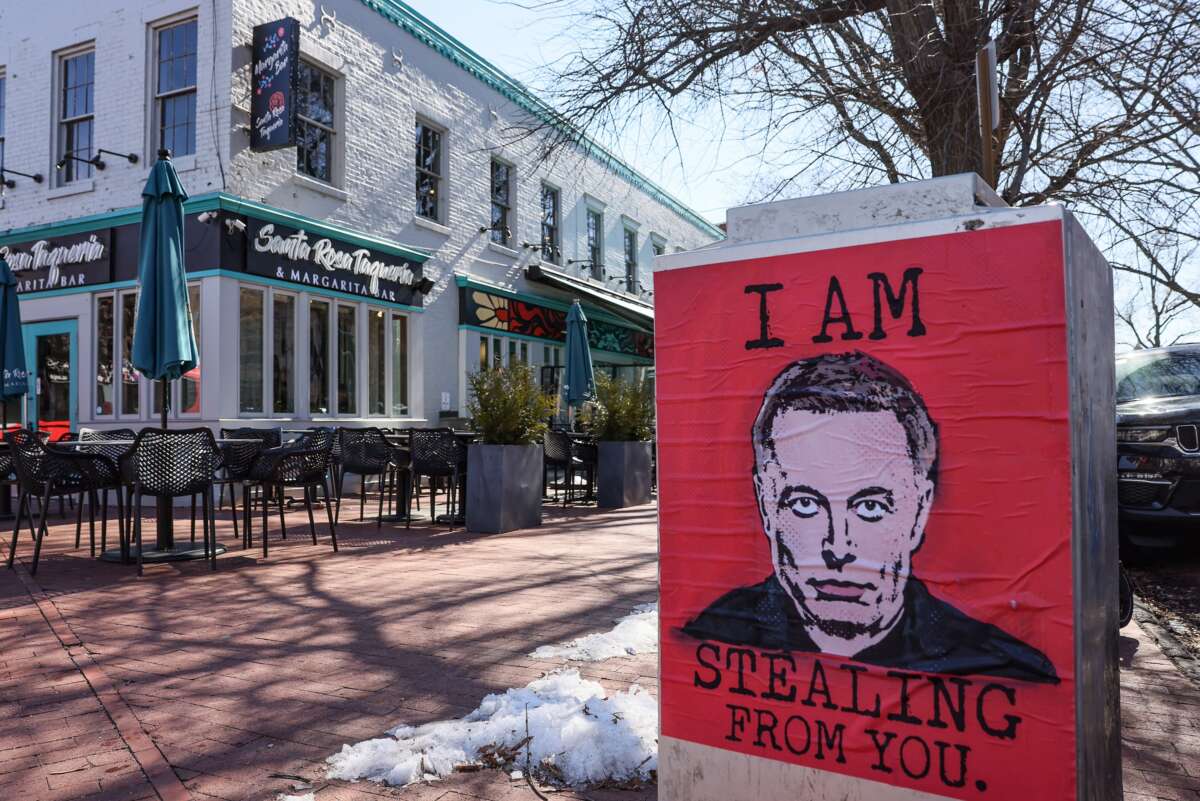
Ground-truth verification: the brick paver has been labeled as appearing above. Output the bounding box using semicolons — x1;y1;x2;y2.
0;498;1196;800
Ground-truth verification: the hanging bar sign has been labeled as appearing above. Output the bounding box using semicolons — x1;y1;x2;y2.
250;17;300;151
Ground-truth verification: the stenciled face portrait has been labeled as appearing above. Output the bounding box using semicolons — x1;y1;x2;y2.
754;408;933;655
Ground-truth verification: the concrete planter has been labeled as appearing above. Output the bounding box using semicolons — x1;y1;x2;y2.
597;441;653;508
466;443;543;534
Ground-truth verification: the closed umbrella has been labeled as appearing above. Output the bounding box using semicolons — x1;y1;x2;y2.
562;300;595;410
0;259;29;434
131;150;198;554
0;259;28;518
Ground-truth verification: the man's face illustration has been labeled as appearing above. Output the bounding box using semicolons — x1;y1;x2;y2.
755;408;933;649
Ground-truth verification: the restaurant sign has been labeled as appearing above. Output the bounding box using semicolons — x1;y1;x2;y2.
460;286;653;358
250;17;300;151
246;220;424;305
0;231;112;293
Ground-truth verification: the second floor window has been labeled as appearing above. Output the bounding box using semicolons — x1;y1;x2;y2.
0;72;6;174
58;49;95;184
587;209;604;279
624;227;638;293
296;61;336;183
490;159;511;246
155;19;198;157
415;121;443;222
540;184;560;263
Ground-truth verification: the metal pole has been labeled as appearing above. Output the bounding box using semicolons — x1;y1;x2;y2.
976;41;999;189
0;402;11;518
155;380;174;550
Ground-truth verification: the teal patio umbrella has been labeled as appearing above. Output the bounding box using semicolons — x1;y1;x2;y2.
130;150;198;554
0;260;28;516
132;150;197;426
562;300;595;410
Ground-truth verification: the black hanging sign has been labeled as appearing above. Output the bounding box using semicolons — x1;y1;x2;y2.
250;17;300;151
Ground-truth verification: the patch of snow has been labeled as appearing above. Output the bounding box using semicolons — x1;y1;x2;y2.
276;794;315;801
531;603;657;661
326;670;656;787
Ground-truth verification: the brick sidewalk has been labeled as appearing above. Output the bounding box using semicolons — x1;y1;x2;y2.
0;499;1196;800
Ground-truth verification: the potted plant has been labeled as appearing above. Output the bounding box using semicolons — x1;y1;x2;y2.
585;373;655;508
465;364;557;533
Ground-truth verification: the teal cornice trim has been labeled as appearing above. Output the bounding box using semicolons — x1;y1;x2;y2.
356;0;723;241
458;323;652;363
455;274;647;331
1;192;432;264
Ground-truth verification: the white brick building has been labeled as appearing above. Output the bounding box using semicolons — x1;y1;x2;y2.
0;0;720;435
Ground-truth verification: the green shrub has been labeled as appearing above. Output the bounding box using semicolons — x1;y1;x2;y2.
584;373;655;441
466;364;558;445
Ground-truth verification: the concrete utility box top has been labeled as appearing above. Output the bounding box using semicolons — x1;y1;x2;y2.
651;175;1119;801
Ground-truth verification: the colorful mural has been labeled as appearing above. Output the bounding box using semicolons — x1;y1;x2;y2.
460;286;652;359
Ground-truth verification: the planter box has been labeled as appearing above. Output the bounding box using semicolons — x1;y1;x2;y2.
597;441;653;508
466;443;543;534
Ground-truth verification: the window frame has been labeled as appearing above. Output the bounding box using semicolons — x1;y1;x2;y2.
335;302;358;416
270;289;299;416
623;226;639;294
151;15;199;158
55;45;97;186
540;182;561;264
0;68;7;192
489;158;513;247
295;59;339;186
415;119;446;224
586;208;604;280
238;285;267;415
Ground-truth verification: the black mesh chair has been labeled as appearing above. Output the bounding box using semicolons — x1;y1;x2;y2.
212;439;265;544
406;429;466;529
77;428;137;557
218;427;282;509
337;428;395;527
242;433;337;557
129;428;221;575
544;430;591;506
571;437;599;502
6;429;123;574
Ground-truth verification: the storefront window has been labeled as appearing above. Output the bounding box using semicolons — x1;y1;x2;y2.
309;300;330;415
337;305;356;414
95;295;114;416
180;284;201;413
391;315;408;416
239;288;264;413
273;294;295;414
368;309;385;415
120;292;139;416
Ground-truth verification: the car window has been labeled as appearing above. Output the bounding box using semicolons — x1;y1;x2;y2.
1116;352;1200;402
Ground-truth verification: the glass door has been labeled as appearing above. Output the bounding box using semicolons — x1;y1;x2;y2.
23;320;78;441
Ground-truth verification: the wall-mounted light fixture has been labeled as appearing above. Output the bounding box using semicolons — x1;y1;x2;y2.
97;148;139;165
0;166;44;189
56;153;105;171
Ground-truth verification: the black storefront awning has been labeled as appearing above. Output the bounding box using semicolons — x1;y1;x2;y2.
525;263;653;331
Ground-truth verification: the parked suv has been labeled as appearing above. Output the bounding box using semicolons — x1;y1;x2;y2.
1116;345;1200;542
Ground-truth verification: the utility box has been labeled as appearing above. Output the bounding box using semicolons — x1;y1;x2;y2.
652;175;1120;801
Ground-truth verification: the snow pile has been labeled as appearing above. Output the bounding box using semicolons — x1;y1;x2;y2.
276;794;314;801
531;604;657;661
326;670;656;787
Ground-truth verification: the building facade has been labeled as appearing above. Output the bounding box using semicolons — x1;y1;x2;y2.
0;0;720;437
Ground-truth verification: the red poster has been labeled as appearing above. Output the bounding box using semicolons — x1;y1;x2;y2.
656;221;1075;799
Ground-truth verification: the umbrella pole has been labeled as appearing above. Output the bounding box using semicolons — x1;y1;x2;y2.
155;381;174;551
0;403;10;519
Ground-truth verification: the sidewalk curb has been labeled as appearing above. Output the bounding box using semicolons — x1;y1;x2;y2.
1132;598;1200;687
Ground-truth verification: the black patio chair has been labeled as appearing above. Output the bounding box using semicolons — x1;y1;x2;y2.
212;438;265;546
406;429;466;529
129;428;221;575
571;437;599;502
6;429;124;574
77;428;137;556
218;427;282;509
242;433;337;557
543;430;587;506
336;428;395;527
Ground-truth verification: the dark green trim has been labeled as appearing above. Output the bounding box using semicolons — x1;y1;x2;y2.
1;192;433;264
357;0;723;241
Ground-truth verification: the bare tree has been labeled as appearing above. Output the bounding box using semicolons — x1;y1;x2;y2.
520;0;1200;310
1115;250;1200;349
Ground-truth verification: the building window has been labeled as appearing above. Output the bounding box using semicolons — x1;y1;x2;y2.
0;71;7;180
296;61;336;183
154;19;197;157
490;159;511;246
623;227;638;293
152;283;201;417
652;240;665;258
368;309;386;415
540;184;560;263
57;49;96;184
415;121;443;222
120;292;139;416
239;288;265;413
309;299;330;415
95;296;114;416
587;209;604;280
336;305;356;414
391;315;408;416
273;293;295;414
